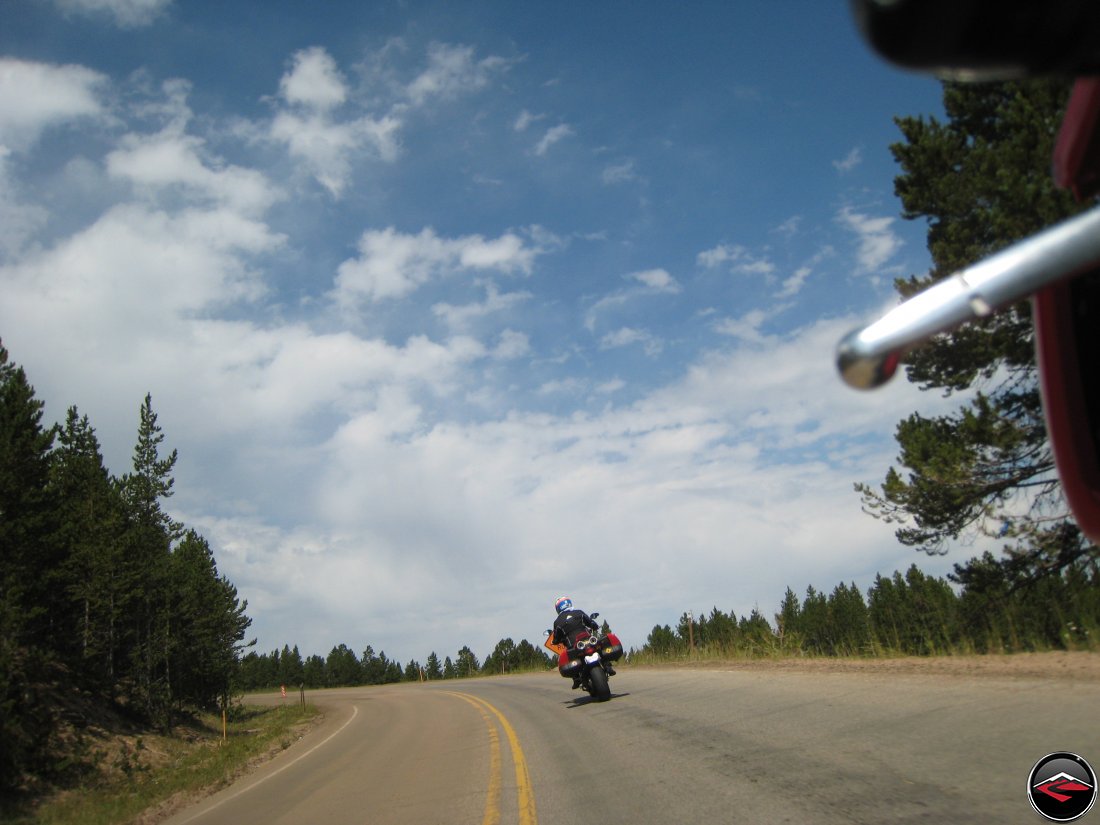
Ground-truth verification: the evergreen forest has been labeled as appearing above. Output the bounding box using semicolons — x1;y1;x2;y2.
0;344;252;791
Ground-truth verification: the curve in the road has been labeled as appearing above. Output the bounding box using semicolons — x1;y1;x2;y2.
172;703;362;825
447;691;538;825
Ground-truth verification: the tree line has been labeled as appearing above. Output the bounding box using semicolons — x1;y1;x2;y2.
639;560;1099;660
235;637;553;691
1;344;252;791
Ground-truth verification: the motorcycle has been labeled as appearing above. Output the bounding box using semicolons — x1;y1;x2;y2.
544;612;623;702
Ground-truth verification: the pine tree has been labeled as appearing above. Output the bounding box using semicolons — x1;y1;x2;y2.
303;654;326;688
325;644;361;686
118;394;181;722
0;344;61;790
0;345;61;649
167;531;252;708
775;588;803;653
51;407;127;686
455;645;479;677
858;79;1097;580
425;651;443;680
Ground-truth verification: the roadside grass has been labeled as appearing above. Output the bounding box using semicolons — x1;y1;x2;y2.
3;702;320;825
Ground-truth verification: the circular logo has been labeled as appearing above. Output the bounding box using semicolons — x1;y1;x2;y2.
1028;752;1097;822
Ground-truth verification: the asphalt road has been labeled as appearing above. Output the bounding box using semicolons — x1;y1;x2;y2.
162;663;1100;824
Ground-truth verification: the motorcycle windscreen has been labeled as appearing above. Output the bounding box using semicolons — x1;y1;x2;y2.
1034;273;1100;543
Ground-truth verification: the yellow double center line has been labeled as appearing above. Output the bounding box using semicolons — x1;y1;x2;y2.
447;692;538;825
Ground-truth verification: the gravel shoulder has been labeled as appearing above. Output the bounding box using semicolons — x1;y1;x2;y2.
631;649;1100;680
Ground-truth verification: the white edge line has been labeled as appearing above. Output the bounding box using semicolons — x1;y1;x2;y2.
173;704;360;824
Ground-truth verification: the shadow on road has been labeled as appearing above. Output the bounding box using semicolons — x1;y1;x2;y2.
563;692;629;708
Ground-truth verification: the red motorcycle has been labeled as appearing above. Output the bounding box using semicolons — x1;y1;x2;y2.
545;613;623;702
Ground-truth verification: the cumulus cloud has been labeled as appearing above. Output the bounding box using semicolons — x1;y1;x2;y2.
833;146;862;173
279;46;348;111
713;309;770;344
53;0;171;27
629;268;680;293
492;329;530;360
107;129;282;215
513;109;544;132
267;42;507;196
837;206;903;273
600;326;663;355
534;123;574;156
0;58;108;151
406;43;510;105
270;109;401;195
432;281;532;331
696;242;775;277
585;268;683;332
333;226;539;307
267;47;402;196
205;312;964;660
774;246;833;300
0;148;49;259
602;160;637;185
777;266;812;299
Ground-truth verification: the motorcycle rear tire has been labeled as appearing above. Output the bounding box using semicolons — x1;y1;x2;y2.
588;665;611;701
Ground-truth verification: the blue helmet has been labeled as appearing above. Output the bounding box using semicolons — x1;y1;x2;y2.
554;595;573;614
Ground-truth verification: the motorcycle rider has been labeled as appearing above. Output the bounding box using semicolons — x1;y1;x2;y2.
552;596;615;688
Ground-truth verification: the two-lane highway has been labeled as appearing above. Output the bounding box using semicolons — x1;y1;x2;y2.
164;661;1100;824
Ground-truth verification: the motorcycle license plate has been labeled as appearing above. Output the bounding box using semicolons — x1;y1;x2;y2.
584;652;600;665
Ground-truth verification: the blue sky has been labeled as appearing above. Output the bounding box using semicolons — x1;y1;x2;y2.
1;0;982;665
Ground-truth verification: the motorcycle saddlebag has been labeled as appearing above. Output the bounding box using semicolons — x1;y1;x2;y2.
558;657;582;679
603;632;624;662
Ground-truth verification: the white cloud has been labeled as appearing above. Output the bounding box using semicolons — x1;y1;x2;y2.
600;326;663;356
406;43;509;105
209;312;964;660
266;42;507;196
585;269;682;332
0;58;107;151
514;109;544;132
537;377;584;395
431;281;532;330
602;160;637;185
775;247;833;299
534;123;574;156
53;0;171;27
107;129;282;215
773;216;801;238
2;203;280;326
777;266;812;299
492;329;530;360
279;47;348;111
333;226;539;307
271;109;402;196
833;146;863;173
713;309;770;343
696;242;775;277
629;268;681;293
697;243;745;269
265;46;404;196
0;148;49;259
837;206;903;273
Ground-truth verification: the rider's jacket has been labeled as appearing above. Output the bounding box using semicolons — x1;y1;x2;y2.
552;609;600;646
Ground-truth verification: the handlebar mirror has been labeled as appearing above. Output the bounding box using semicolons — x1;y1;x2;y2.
590;612;599;619
851;0;1100;80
